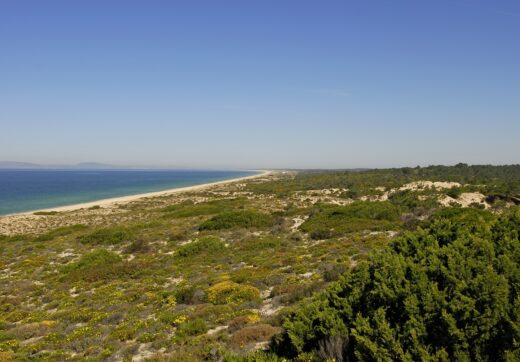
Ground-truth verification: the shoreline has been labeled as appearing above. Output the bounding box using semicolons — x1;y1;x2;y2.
2;170;272;217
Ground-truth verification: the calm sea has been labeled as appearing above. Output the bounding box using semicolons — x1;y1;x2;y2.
0;169;256;215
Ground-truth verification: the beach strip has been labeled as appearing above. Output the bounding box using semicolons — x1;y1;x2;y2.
4;170;271;217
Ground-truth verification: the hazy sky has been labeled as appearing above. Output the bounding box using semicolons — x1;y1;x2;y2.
1;0;519;169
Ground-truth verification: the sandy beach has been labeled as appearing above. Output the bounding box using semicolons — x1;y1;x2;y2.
0;170;276;235
3;170;272;217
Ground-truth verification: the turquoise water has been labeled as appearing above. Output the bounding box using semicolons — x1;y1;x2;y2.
0;169;256;215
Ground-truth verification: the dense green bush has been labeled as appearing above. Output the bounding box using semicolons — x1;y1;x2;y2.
199;211;274;230
177;318;207;337
61;249;122;274
446;187;463;199
176;236;226;257
388;190;437;210
425;206;496;228
300;201;401;238
77;226;133;245
274;208;520;361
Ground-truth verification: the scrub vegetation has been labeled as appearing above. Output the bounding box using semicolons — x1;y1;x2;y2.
0;165;519;361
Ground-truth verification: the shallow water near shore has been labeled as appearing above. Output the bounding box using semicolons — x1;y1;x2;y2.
0;169;256;215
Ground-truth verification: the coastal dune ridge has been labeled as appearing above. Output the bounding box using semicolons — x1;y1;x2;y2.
3;170;271;217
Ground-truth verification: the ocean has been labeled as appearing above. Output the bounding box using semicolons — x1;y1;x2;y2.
0;169;256;215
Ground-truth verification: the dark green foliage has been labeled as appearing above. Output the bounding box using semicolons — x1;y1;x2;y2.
63;249;121;269
177;318;208;336
77;226;133;245
275;208;520;361
300;202;401;238
199;210;274;230
248;164;520;198
61;249;121;273
426;206;496;228
0;234;30;242
176;236;226;257
446;187;463;199
388;190;437;211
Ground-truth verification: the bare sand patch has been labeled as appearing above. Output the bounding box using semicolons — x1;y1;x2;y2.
400;181;461;191
439;192;489;209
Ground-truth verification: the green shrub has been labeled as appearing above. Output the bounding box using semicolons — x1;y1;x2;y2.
447;187;463;199
199;211;274;230
275;208;520;360
176;236;225;257
177;318;207;336
78;227;133;245
301;201;401;238
0;331;13;342
388;190;437;210
61;249;122;274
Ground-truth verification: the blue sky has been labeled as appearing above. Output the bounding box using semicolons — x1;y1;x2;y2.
1;0;519;169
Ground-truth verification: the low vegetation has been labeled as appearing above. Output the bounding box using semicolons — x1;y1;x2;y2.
274;209;520;361
199;210;274;230
301;201;401;238
0;165;519;360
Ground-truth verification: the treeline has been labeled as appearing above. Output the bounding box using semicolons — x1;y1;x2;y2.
269;207;520;361
249;164;520;197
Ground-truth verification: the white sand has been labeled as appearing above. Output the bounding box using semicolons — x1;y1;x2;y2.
5;170;271;217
